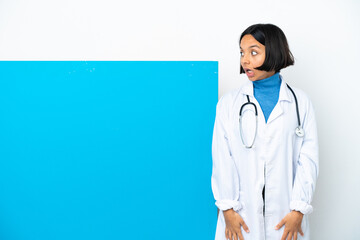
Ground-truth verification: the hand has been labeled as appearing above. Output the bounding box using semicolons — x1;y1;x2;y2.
223;208;250;240
275;210;304;240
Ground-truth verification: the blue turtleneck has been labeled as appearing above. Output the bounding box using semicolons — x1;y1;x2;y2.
253;72;281;123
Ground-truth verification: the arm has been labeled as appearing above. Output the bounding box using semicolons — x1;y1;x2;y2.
290;98;319;215
211;96;250;239
211;96;242;213
276;98;319;239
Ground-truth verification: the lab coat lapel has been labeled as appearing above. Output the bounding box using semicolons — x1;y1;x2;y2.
266;76;292;124
239;80;254;97
266;103;283;124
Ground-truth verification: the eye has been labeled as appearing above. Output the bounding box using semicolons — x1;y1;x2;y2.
240;52;244;57
251;51;258;56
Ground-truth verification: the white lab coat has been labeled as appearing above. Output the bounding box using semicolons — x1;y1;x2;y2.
211;75;319;240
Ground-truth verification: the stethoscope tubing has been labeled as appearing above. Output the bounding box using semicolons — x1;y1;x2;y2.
239;95;258;117
286;84;301;127
239;95;259;148
239;84;304;148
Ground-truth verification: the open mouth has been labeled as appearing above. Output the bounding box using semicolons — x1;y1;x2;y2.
244;68;255;77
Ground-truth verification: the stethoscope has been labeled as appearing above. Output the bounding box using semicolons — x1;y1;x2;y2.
239;84;304;148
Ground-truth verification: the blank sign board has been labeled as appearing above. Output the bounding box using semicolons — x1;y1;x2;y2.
0;61;218;239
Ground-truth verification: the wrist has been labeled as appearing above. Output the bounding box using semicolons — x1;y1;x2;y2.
223;208;235;216
291;210;304;218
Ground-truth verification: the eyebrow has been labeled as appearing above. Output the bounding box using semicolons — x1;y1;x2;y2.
240;44;261;50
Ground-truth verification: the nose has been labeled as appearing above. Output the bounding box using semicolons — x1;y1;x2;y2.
241;53;250;66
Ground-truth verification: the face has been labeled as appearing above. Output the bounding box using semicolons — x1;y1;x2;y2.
240;34;275;81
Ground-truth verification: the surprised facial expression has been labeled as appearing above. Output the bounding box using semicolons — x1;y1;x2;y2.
240;34;275;81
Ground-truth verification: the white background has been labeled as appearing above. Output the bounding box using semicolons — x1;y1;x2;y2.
1;0;359;238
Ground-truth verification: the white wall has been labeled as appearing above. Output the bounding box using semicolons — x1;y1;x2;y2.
1;0;359;238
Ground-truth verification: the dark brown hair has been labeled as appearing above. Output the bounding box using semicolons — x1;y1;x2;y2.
239;23;295;74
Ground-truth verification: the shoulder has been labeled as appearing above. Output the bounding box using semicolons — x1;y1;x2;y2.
216;87;242;113
286;84;317;123
288;85;308;99
280;73;313;106
287;85;313;108
217;79;252;107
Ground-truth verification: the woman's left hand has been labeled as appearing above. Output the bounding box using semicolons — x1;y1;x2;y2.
275;210;304;240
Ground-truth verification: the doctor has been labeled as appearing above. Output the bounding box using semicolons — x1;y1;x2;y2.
211;23;319;240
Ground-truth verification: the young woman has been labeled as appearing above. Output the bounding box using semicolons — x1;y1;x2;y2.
211;24;319;240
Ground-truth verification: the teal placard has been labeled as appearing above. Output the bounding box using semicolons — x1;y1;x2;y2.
0;61;218;239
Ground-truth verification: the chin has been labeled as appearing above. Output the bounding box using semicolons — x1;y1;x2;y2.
247;76;258;81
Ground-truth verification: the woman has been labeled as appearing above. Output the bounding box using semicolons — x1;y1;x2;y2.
211;23;319;240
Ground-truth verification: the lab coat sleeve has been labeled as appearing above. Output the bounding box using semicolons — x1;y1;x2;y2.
211;96;242;212
290;98;319;215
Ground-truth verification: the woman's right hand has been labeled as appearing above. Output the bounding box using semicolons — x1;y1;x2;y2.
223;208;250;240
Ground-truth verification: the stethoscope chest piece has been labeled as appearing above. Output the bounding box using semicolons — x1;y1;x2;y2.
295;126;305;138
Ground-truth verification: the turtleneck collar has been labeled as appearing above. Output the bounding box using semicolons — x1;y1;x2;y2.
253;72;281;89
252;72;282;123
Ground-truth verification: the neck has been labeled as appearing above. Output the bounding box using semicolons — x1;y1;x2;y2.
252;72;282;123
253;72;281;88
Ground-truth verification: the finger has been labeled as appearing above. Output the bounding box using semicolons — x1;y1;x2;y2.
236;230;244;240
225;228;228;239
299;227;304;236
287;232;293;240
226;228;231;240
234;232;239;240
281;229;289;240
233;231;237;240
294;232;298;240
229;230;233;240
240;220;250;233
275;219;285;230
